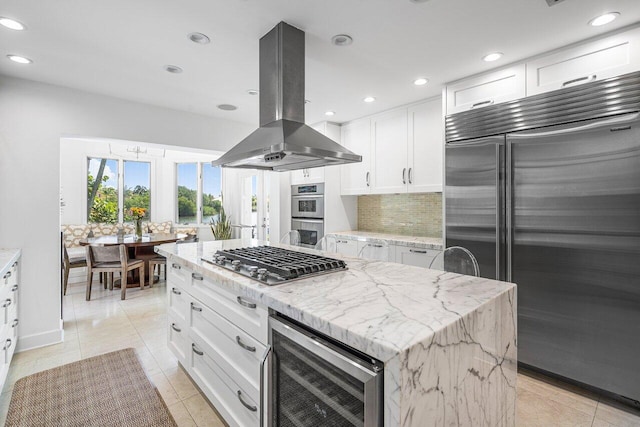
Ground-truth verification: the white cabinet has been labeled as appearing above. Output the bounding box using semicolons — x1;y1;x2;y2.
340;118;372;195
394;246;439;268
0;253;19;392
445;65;526;115
335;238;358;257
290;167;324;185
526;27;640;96
371;109;408;193
408;99;443;193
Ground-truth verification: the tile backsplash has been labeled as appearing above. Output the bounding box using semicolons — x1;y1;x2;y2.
357;193;442;237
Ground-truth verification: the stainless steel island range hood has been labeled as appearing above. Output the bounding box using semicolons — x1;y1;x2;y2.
212;22;361;171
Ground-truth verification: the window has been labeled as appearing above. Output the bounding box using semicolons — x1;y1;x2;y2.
176;163;222;224
123;161;151;220
87;158;119;224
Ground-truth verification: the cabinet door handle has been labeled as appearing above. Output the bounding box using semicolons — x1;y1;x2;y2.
237;390;257;412
2;299;11;308
3;339;11;351
236;296;256;309
409;249;427;254
236;335;256;352
171;323;182;333
190;302;202;312
402;168;407;184
366;172;370;187
11;284;18;292
171;287;181;295
408;168;413;184
11;319;18;328
11;262;17;268
192;343;204;356
192;273;203;281
3;272;11;279
562;74;596;88
171;263;181;270
471;99;494;109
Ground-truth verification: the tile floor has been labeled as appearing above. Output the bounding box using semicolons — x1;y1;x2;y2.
1;278;639;426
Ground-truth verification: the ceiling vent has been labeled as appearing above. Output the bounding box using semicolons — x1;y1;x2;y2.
545;0;566;6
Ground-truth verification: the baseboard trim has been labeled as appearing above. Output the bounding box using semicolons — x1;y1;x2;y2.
16;327;64;352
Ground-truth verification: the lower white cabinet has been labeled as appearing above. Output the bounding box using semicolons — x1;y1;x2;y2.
166;262;267;427
0;253;20;392
394;246;439;268
335;238;358;257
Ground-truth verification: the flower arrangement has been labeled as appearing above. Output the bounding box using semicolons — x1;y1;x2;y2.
130;207;146;220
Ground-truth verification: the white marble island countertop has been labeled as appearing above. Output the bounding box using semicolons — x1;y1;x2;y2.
157;239;516;426
330;230;443;250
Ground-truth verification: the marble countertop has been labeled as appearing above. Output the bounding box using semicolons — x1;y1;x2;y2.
157;239;512;362
0;249;21;275
330;230;443;250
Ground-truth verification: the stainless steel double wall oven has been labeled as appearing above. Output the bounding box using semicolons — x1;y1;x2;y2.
291;183;324;248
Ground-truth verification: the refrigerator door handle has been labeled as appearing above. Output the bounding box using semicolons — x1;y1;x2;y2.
508;112;640;140
506;141;513;283
496;144;503;280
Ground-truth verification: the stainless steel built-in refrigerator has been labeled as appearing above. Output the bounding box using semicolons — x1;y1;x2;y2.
445;72;640;403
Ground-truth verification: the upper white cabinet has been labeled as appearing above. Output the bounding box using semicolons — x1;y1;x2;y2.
445;65;526;115
526;27;640;96
290;122;333;185
340;118;372;195
371;109;408;194
408;99;443;193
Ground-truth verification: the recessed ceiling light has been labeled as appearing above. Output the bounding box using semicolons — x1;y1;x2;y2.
164;65;183;74
7;54;32;64
363;96;376;103
413;77;428;86
325;111;335;116
0;17;26;30
247;89;259;96
331;34;353;46
188;32;210;44
588;12;620;27
482;52;503;62
217;104;237;111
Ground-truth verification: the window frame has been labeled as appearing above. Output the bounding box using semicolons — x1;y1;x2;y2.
175;162;222;225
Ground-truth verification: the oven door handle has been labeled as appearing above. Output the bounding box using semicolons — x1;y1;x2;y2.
291;218;324;224
291;195;324;199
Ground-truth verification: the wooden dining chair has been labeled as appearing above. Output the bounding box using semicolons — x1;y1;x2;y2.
62;244;87;296
85;244;144;300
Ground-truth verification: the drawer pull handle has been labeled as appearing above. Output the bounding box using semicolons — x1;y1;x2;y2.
190;302;202;312
366;171;370;187
11;319;18;328
171;263;181;270
11;262;17;268
471;99;494;109
236;296;256;309
237;390;257;412
3;272;11;279
171;323;181;333
402;168;407;184
236;336;256;352
192;343;204;356
562;74;596;88
171;287;182;295
192;273;204;281
408;168;413;184
3;339;11;351
11;285;18;292
409;249;427;254
2;299;11;308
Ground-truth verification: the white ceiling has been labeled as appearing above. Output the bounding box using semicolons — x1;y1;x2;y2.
1;0;639;126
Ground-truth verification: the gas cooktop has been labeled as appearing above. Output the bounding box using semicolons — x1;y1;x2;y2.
201;245;347;285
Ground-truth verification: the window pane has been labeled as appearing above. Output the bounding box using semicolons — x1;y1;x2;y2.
123;161;151;221
202;164;222;224
87;158;119;224
177;163;198;224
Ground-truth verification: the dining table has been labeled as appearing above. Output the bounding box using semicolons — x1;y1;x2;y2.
79;233;187;286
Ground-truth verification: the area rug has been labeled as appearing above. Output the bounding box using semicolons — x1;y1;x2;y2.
5;348;177;427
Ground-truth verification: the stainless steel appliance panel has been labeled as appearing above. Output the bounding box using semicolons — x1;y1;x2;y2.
508;113;640;400
445;136;506;280
291;218;324;249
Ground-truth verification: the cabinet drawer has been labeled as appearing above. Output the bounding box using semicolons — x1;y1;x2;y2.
395;246;439;268
446;65;526;114
168;284;190;324
335;238;358;257
167;315;188;367
526;28;640;95
167;261;190;289
189;336;260;427
189;275;267;344
189;299;265;403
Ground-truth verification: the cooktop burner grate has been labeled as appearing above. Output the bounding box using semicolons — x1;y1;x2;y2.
215;246;347;280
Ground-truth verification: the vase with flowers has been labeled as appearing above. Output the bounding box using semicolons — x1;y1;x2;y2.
130;207;146;239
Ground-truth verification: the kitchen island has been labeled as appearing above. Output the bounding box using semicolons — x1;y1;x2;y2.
157;239;516;426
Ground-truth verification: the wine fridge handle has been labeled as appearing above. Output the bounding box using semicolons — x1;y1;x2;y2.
260;344;272;427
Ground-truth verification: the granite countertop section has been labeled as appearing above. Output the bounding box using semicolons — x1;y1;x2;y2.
0;249;21;274
331;230;442;250
157;239;513;363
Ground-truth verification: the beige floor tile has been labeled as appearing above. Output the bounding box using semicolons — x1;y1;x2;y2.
518;373;598;418
153;346;180;372
517;388;595;427
183;394;226;427
163;366;200;401
167;401;198;427
0;390;13;425
594;400;640;427
150;372;181;406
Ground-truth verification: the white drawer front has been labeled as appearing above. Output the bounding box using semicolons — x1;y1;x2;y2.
189;337;260;427
335;238;358;257
168;284;189;323
189;300;265;403
167;315;188;366
167;261;190;289
395;246;439;268
189;276;267;344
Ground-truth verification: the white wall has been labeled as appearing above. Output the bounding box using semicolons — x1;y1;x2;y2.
0;76;254;351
